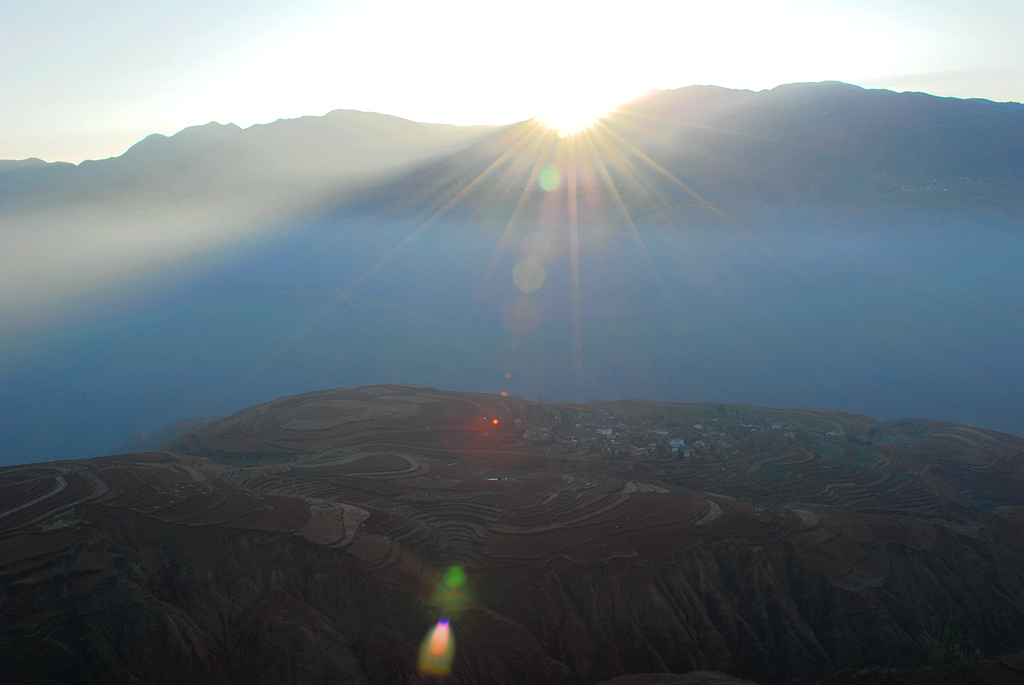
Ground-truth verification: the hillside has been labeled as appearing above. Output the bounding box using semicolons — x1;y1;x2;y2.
1;386;1022;684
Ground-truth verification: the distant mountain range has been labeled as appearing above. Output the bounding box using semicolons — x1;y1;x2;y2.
0;109;492;200
342;81;1024;229
4;82;1021;215
0;82;1021;465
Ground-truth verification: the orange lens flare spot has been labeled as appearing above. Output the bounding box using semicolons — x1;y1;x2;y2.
430;620;450;655
492;419;499;425
500;391;508;397
419;619;456;676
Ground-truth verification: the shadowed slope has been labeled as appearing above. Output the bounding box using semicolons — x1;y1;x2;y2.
3;386;1021;684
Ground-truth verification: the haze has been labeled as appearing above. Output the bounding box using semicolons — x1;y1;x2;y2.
0;2;1022;466
2;5;1023;678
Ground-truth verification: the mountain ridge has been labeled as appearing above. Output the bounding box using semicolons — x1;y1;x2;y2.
3;82;1021;216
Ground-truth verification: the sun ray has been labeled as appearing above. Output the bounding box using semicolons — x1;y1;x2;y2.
381;121;547;227
611;105;856;167
567;135;582;394
344;120;545;292
577;129;677;315
584;124;686;211
219;122;548;399
594;120;733;225
220;106;771;407
471;128;560;309
590;121;782;264
610;107;784;145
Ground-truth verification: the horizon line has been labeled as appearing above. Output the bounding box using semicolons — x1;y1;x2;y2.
5;79;1022;166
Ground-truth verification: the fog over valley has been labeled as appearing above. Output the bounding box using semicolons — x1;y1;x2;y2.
1;82;1021;465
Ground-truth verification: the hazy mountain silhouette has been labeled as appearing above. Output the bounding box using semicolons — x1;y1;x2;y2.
0;82;1021;465
338;81;1023;225
4;82;1020;217
628;82;1023;210
1;110;496;202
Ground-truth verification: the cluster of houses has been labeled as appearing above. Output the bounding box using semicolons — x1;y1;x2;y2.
518;409;693;460
516;407;800;463
688;417;799;458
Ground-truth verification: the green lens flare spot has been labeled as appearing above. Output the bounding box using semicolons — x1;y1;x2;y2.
443;566;466;589
538;165;561;191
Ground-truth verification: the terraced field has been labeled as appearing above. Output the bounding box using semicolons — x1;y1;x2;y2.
2;385;1022;685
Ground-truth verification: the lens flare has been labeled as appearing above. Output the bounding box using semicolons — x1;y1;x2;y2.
418;619;456;676
432;565;470;616
513;260;546;293
538;165;560;191
430;620;450;655
443;566;466;590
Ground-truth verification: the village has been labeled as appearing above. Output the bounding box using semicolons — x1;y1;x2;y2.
513;402;802;463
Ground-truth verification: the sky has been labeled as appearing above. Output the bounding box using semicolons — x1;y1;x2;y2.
1;0;1022;163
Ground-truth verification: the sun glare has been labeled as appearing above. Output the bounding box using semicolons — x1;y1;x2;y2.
537;84;645;137
538;91;624;137
540;104;604;137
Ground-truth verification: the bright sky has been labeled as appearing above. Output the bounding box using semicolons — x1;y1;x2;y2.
2;0;1021;163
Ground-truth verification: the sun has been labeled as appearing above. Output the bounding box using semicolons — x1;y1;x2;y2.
539;101;606;138
536;85;645;137
537;87;631;137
